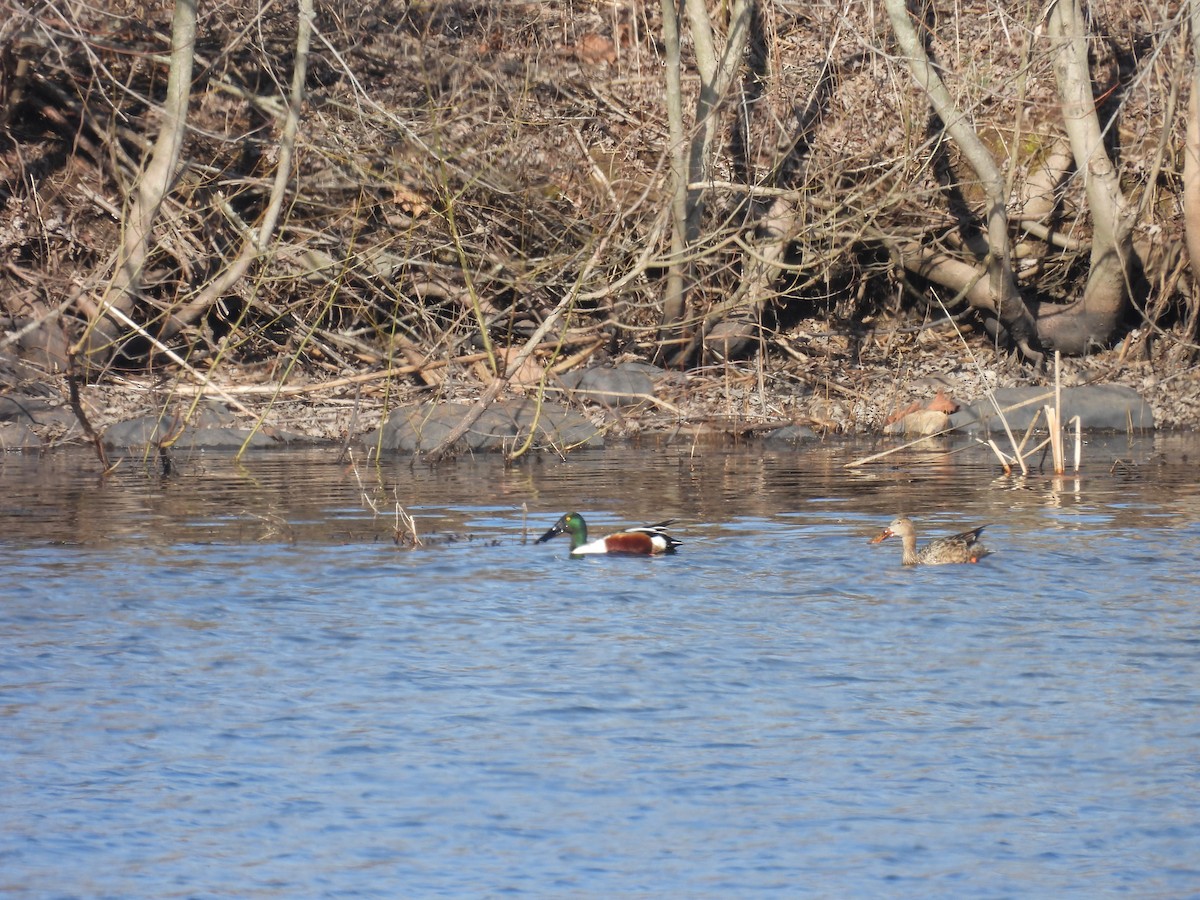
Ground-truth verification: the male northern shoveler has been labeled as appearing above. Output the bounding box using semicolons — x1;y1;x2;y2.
535;512;681;556
870;515;990;566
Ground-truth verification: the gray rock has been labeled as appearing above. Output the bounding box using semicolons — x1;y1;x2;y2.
171;428;285;451
763;424;820;445
103;414;181;449
191;401;238;428
3;320;70;373
102;409;298;452
469;405;521;450
556;365;657;406
614;360;668;378
0;395;58;423
365;399;601;454
506;397;602;449
0;422;43;450
950;385;1154;433
365;401;476;453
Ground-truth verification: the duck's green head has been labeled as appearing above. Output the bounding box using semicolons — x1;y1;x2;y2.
535;512;588;549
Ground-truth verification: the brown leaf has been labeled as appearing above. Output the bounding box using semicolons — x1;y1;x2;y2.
392;186;429;218
497;347;545;387
576;33;616;65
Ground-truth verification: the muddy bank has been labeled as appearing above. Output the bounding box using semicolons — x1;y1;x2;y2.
0;340;1180;462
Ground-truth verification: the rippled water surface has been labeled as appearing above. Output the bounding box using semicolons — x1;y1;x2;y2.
2;437;1199;897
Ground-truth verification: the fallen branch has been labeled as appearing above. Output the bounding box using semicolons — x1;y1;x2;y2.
149;338;595;398
65;358;111;472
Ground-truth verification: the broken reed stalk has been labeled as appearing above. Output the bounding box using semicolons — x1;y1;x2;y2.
844;423;961;468
1045;402;1064;474
981;382;1027;475
1051;350;1064;473
1010;353;1081;476
346;450;381;516
1055;350;1063;429
393;501;421;548
1043;350;1079;475
1015;406;1044;458
1022;433;1055;457
984;437;1015;474
1071;414;1082;472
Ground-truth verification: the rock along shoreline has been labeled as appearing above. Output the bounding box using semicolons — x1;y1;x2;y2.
0;358;1164;459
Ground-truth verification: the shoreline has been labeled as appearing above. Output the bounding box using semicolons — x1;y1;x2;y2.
0;349;1177;461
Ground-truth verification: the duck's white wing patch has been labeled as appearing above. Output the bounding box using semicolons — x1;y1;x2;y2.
571;537;612;555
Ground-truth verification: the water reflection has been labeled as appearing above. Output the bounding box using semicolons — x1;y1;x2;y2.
0;433;1197;547
0;437;1198;896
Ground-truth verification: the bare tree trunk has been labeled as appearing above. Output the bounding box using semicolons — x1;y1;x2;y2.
162;0;314;338
683;0;751;242
658;0;689;352
700;19;850;363
77;0;197;371
885;0;1042;363
1181;2;1200;299
1016;139;1073;222
1041;0;1139;353
657;0;751;362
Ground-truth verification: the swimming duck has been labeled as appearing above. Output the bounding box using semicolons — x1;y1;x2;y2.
870;516;990;565
535;512;681;556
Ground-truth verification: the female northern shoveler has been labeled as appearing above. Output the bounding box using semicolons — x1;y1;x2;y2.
535;512;681;556
870;516;990;566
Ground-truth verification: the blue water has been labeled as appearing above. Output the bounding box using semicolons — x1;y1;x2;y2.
1;441;1198;897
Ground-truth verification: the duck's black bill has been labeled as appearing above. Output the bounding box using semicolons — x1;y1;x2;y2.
534;527;561;544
